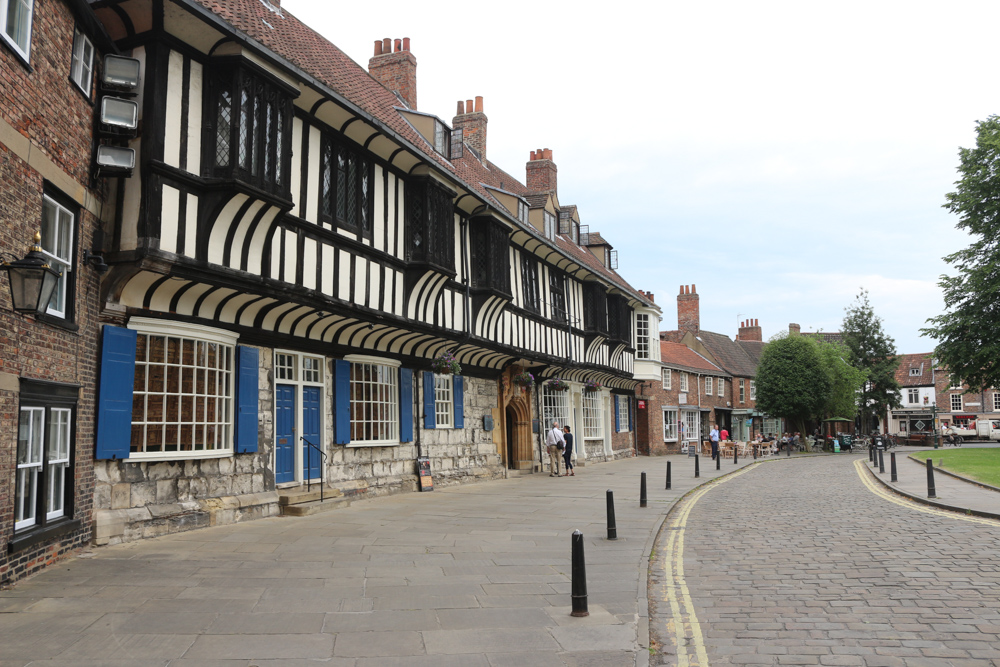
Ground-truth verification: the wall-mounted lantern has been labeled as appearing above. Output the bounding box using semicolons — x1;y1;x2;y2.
1;232;62;315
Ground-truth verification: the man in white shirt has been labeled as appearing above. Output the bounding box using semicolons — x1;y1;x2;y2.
545;421;565;477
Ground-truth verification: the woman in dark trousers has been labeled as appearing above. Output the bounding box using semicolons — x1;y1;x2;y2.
562;426;575;476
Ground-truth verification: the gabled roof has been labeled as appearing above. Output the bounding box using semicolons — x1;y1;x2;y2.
188;0;656;311
585;231;610;247
661;341;728;376
692;330;759;378
737;340;766;366
895;352;936;387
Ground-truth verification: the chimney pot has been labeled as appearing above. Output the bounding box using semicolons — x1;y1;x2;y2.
466;99;473;113
382;38;391;52
530;151;536;160
475;96;483;112
374;40;383;56
679;285;684;295
394;38;402;52
649;293;654;303
402;37;410;51
457;101;464;115
370;37;418;109
691;284;697;294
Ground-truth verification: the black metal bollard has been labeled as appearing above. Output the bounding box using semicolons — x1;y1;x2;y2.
694;454;700;478
734;445;738;465
869;444;874;464
571;529;589;617
890;452;897;482
606;490;618;540
640;472;647;508
666;461;672;490
716;451;721;470
878;448;885;474
787;441;791;457
926;459;936;498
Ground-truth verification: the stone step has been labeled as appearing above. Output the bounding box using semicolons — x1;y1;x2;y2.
280;496;351;517
277;486;343;506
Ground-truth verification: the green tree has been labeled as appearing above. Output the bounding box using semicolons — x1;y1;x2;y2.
922;115;1000;391
842;289;900;433
755;334;831;435
809;337;867;421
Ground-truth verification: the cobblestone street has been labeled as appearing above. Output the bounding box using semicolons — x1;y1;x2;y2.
649;455;1000;666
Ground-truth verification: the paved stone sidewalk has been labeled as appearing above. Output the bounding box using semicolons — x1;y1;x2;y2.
649;454;1000;666
0;452;753;667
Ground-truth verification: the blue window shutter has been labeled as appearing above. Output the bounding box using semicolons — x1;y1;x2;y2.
422;371;436;429
235;346;259;453
615;396;621;433
334;359;351;444
96;325;137;460
400;368;414;442
453;375;464;429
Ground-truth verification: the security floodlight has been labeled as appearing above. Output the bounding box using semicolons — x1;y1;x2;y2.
102;55;141;91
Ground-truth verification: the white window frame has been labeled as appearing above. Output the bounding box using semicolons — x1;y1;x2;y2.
127;319;238;460
347;355;400;446
635;313;650;360
993;392;1000;412
682;410;699;444
909;368;921;376
718;378;724;397
542;386;570;434
680;373;688;392
1;0;34;61
543;210;556;240
662;408;678;441
662;368;671;390
705;376;713;395
739;379;745;404
517;200;529;225
583;391;603;439
15;406;44;531
434;373;454;428
750;380;756;401
617;395;630;432
40;194;74;319
70;27;94;96
951;394;962;412
907;388;919;405
45;407;71;521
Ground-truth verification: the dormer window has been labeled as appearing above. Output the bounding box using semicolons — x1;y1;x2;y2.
544;211;556;240
433;119;450;156
517;200;529;225
909;368;921;376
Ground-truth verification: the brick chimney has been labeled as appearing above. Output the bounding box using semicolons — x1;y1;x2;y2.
452;97;487;159
369;37;417;109
788;323;801;336
526;148;557;195
737;319;763;342
677;284;700;333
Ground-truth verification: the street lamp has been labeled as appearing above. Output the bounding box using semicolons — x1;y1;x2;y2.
1;232;61;315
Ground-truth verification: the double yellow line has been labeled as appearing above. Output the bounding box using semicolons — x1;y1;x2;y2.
656;464;758;666
853;458;1000;527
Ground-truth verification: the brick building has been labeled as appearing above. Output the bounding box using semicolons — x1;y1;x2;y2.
0;0;114;583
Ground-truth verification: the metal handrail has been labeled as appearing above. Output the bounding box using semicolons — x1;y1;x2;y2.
300;436;328;503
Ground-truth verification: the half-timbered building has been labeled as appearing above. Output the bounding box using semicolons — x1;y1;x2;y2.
82;0;660;544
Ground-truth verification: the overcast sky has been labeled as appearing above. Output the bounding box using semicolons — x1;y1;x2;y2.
281;0;989;354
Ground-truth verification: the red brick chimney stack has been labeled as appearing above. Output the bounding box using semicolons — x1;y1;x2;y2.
526;148;557;195
369;37;417;110
452;96;487;159
788;323;801;336
677;284;700;333
737;318;763;342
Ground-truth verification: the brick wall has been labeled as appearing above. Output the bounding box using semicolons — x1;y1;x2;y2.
526;149;557;194
368;38;417;110
677;284;699;333
0;0;107;584
452;97;487;159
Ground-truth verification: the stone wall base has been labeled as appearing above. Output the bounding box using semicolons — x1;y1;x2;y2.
93;491;280;546
330;464;505;501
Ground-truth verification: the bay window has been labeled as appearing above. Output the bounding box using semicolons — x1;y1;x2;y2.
636;313;650;359
321;135;371;235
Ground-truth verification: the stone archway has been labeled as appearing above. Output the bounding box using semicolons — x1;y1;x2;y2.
499;370;535;470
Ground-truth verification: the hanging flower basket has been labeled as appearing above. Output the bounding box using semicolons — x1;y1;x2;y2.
583;379;602;392
546;377;569;391
513;371;535;389
430;350;462;375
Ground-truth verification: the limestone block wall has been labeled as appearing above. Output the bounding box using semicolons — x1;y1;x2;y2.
92;345;277;546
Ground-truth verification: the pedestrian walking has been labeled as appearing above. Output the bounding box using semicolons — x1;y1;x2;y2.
709;424;720;460
545;421;565;476
720;426;729;444
562;425;575;476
